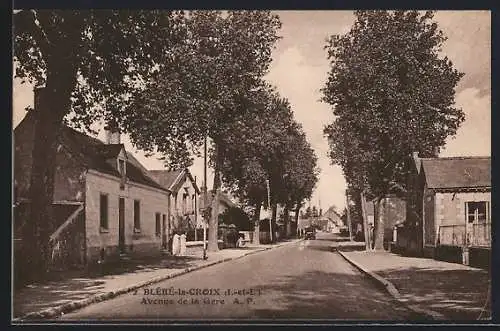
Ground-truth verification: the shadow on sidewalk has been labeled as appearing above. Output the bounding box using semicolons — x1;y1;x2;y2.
378;266;491;320
55;255;202;282
13;254;202;318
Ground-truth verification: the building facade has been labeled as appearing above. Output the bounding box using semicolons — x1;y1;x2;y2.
148;168;201;246
397;153;491;267
14;89;170;269
419;157;491;267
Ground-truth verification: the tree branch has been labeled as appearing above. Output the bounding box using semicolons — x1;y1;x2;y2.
27;10;52;59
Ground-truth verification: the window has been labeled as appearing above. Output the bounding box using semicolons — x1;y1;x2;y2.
134;200;141;231
155;212;161;237
162;214;166;235
118;159;126;190
466;201;489;223
100;194;108;230
182;193;188;214
118;159;125;176
192;194;196;214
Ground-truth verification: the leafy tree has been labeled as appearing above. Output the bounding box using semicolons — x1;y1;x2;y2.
311;206;318;218
14;9;282;265
220;206;253;231
219;88;297;242
13;9;188;278
279;129;319;235
322;10;464;250
304;206;312;218
216;86;318;242
125;11;282;251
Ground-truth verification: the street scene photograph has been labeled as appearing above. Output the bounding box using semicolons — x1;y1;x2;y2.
12;10;491;323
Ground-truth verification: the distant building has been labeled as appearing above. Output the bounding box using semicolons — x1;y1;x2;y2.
148;168;201;245
322;207;343;233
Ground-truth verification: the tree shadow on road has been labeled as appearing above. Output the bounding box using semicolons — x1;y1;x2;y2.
246;270;429;321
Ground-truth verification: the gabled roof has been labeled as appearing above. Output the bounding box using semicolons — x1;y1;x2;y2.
93;144;124;159
15;111;168;192
148;168;201;194
323;207;342;221
421;156;491;190
149;170;183;190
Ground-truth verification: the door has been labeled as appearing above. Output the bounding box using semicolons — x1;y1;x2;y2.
466;201;488;246
162;214;167;249
119;197;125;253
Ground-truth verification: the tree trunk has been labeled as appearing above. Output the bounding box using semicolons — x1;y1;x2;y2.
294;203;300;237
373;196;385;251
253;199;262;245
271;203;277;243
208;142;221;252
25;79;75;282
345;191;353;241
294;203;300;223
284;206;290;237
360;191;371;251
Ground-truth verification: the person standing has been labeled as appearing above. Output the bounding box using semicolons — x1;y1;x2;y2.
172;233;181;256
179;232;187;256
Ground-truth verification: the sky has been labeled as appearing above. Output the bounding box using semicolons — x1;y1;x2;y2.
12;10;491;212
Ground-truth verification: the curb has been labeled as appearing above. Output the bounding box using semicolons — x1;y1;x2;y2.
14;239;301;322
337;251;446;320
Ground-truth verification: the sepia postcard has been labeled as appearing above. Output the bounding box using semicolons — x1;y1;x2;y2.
11;9;492;324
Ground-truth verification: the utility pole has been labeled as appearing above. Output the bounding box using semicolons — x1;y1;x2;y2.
345;189;353;241
266;179;272;243
202;136;208;260
194;176;198;242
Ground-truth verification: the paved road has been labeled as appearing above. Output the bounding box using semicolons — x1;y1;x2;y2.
58;232;424;321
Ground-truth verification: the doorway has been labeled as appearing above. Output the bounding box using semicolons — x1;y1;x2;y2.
162;214;167;249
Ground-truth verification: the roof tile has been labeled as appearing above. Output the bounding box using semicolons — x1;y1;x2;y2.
421;157;491;189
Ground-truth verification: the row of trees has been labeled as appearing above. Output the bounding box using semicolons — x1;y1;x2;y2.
14;10;318;278
300;206;323;219
219;86;319;244
322;10;465;250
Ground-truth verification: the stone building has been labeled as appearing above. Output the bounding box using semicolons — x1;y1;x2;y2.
14;88;170;269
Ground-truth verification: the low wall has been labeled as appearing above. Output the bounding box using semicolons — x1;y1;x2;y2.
469;247;490;270
239;231;254;242
87;245;121;264
423;246;436;259
185;240;224;256
435;245;463;264
129;242;163;259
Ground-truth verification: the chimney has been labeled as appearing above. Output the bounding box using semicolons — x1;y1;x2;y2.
103;121;121;144
33;87;46;111
412;151;421;173
110;131;121;144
